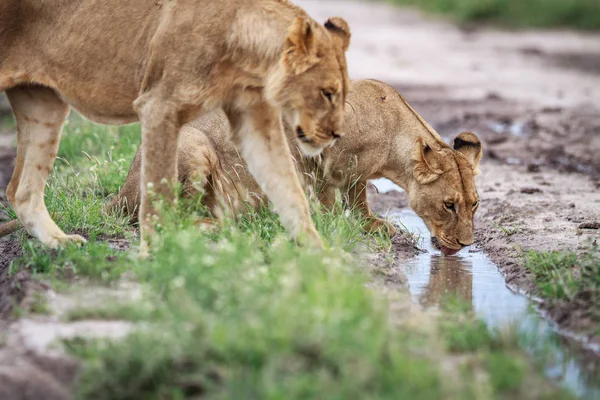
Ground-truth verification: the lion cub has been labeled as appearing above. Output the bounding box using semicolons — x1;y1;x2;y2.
108;80;483;254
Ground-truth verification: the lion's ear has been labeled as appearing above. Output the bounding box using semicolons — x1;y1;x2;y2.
324;17;351;51
285;17;317;56
453;131;482;175
413;139;444;184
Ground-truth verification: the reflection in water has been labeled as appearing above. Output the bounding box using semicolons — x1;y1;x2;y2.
419;256;473;310
391;209;600;399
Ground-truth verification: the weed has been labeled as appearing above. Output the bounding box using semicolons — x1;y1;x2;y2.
494;223;521;236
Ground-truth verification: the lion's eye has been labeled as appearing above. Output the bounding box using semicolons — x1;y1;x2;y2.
444;202;456;212
473;201;479;209
322;89;333;102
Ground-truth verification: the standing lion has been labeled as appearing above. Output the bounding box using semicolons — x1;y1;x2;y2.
0;0;350;252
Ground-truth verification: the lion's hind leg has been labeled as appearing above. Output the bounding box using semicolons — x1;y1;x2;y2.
5;85;86;248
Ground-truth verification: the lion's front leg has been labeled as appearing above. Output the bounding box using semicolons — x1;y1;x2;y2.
348;181;397;237
6;86;86;248
226;104;323;248
134;94;183;255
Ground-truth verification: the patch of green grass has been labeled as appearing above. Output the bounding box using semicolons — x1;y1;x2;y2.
67;217;444;400
10;240;132;282
487;351;526;394
440;294;509;354
11;291;51;318
444;317;496;353
525;247;600;329
64;301;156;322
387;0;600;30
526;251;580;299
57;114;141;196
1;111;135;238
439;296;573;399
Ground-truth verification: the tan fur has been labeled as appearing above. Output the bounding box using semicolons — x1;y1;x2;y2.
106;80;482;248
0;0;350;251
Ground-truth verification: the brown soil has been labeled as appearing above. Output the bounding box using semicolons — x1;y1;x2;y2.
403;87;600;179
0;238;25;319
0;346;80;400
0;129;23;321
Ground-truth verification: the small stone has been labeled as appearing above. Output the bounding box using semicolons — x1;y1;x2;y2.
578;222;600;230
485;92;503;101
520;187;542;194
527;164;541;173
487;150;499;160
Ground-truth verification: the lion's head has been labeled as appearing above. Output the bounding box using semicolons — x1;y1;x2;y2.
266;16;351;157
408;132;482;256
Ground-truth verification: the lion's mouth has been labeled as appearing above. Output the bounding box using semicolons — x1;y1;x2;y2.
431;237;461;256
296;127;312;143
295;127;328;157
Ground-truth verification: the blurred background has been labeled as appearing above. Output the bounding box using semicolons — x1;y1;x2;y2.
386;0;600;30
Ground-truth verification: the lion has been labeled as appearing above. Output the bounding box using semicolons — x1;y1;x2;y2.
105;79;482;255
0;0;351;251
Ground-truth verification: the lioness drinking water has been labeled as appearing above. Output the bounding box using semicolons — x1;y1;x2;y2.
108;79;482;255
0;0;351;252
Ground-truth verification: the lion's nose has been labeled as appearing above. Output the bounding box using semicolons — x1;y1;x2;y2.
331;131;341;139
457;240;472;248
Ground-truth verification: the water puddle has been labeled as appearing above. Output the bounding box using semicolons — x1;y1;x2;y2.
391;209;600;399
487;119;535;138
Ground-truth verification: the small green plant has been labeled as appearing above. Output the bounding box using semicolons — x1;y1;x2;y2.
494;223;521;236
525;251;580;300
